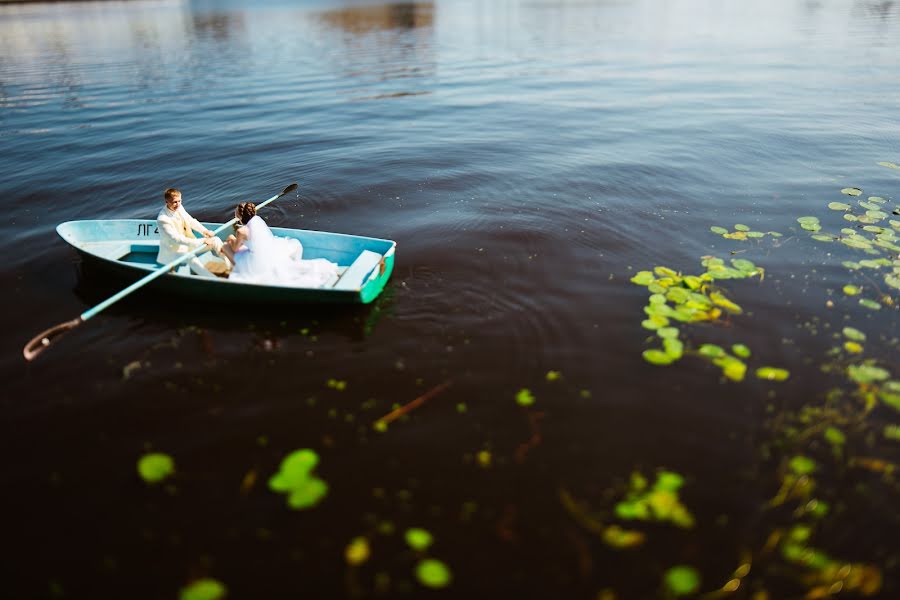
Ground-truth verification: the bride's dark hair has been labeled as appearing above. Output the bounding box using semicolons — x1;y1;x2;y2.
236;202;257;225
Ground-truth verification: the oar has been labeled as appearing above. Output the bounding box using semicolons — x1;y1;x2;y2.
23;183;299;361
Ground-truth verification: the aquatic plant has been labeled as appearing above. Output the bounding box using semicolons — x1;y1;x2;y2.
179;578;227;600
137;452;174;484
268;449;328;510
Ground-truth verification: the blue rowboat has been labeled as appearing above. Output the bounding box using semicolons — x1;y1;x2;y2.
57;219;396;304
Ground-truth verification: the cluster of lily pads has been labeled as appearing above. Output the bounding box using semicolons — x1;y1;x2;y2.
709;224;782;241
268;448;329;510
345;526;452;590
631;258;790;382
799;187;900;308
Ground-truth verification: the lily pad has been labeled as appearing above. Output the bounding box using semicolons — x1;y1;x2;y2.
643;349;675;366
756;367;790;381
811;234;834;242
843;285;861;296
841;187;863;196
731;344;751;359
137;453;175;484
180;579;227;600
842;327;866;342
405;528;434;551
734;224;750;231
516;389;536;406
859;298;881;310
663;566;701;597
710;226;728;235
416;559;452;589
847;364;890;384
828;202;851;211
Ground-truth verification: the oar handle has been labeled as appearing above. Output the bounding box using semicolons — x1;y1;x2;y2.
23;183;298;362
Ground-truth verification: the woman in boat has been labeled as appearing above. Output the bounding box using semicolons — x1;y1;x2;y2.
223;202;340;287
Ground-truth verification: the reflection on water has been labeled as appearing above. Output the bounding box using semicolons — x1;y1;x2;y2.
2;0;900;598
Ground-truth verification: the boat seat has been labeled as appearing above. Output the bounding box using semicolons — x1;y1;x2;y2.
333;250;383;290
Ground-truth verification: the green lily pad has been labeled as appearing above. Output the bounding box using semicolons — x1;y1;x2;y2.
756;367;790;381
416;559;452;589
877;161;900;170
287;477;329;509
643;349;675;366
731;344;751;359
844;341;864;354
516;388;536;406
663;566;701;597
657;327;679;339
631;271;654;285
843;213;859;222
797;216;820;225
734;224;750;231
843;284;861;295
828;202;851;211
841;187;863;196
710;226;728;235
664;338;684;360
842;327;866;342
137;453;175;484
698;344;725;358
811;234;834;242
405;528;434;551
859;298;881;310
180;579;227;600
747;231;765;238
847;364;890;384
730;258;756;272
789;455;816;475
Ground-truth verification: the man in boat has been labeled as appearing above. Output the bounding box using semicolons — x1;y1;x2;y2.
157;188;226;277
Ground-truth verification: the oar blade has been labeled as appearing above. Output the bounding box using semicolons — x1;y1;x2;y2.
23;317;84;361
281;183;298;196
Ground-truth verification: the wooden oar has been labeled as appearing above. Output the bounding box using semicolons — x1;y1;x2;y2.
23;183;298;361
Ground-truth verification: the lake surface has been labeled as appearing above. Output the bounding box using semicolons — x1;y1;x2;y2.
2;0;899;598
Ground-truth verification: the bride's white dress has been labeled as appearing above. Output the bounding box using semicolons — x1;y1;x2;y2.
230;216;339;288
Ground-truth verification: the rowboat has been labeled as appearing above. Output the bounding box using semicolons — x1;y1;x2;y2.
57;219;396;304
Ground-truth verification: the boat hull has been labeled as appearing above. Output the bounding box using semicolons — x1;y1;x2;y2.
58;220;396;305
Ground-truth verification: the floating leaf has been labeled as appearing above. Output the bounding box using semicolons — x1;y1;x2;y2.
416;559;452;589
345;537;371;566
643;349;675;366
731;258;756;272
722;231;748;240
657;327;679;339
734;224;750;232
516;388;535;406
663;566;701;597
828;202;851;211
843;285;861;296
269;449;328;510
287;477;329;509
137;453;175;484
180;579;227;600
811;234;834;242
825;427;846;446
790;455;816;475
698;344;725;358
842;327;866;342
710;226;728;235
859;298;881;310
731;344;751;359
756;367;790;381
405;528;434;551
844;341;863;354
877;161;900;170
715;356;747;381
631;271;654;286
663;338;684;360
847;364;890;384
841;187;863;196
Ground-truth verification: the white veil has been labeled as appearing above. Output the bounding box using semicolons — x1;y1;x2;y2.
232;215;337;287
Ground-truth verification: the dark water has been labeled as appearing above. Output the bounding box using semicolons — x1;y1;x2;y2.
2;0;899;598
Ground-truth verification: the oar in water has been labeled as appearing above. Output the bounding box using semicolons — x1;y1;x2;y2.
23;183;299;361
